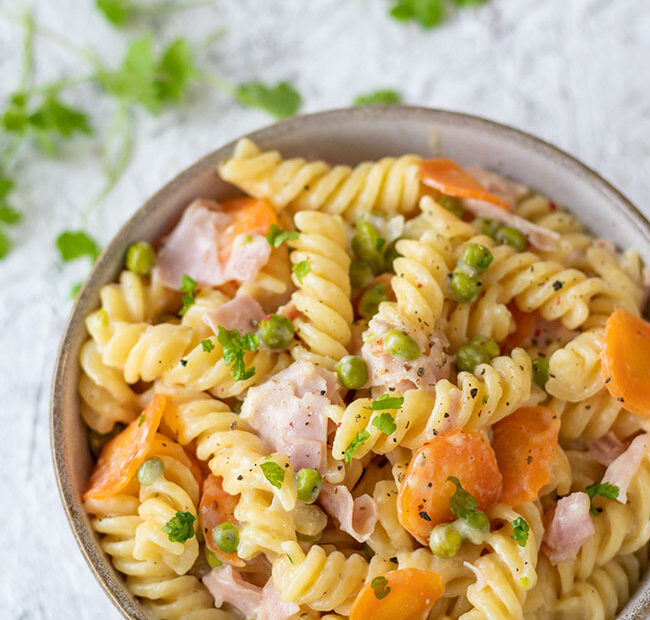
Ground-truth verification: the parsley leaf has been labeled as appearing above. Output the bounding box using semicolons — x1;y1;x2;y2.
389;0;446;28
0;205;21;225
367;394;404;410
586;480;619;515
371;576;391;600
178;274;197;316
216;326;259;381
70;281;83;298
292;259;310;285
56;230;101;262
162;510;196;542
0;176;15;199
372;412;397;435
155;39;196;102
344;430;370;463
0;230;11;260
447;476;490;531
29;94;92;138
201;338;215;353
354;89;402;106
96;0;129;25
511;517;530;547
260;461;285;489
138;414;145;426
266;224;299;248
235;80;302;118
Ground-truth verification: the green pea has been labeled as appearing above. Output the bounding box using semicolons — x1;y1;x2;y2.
204;547;222;568
212;522;239;554
384;329;420;361
449;270;482;303
383;240;401;274
460;243;493;274
429;523;463;559
468;336;500;359
125;241;156;276
137;457;165;485
296;468;323;504
335;355;368;389
478;218;501;240
352;219;385;274
350;261;374;290
258;313;295;350
436;194;465;218
358;283;390;319
87;424;123;459
532;357;550;388
496;226;526;252
455;343;491;373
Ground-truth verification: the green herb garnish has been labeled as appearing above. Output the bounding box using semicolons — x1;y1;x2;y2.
354;89;402;106
372;412;397;435
56;230;101;262
367;394;404;410
259;461;285;489
344;430;371;463
178;274;197;316
201;339;215;353
266;224;299;248
162;510;196;542
586;479;619;515
371;575;391;600
235;81;302;119
447;476;490;531
292;259;310;285
511;517;530;547
217;326;259;381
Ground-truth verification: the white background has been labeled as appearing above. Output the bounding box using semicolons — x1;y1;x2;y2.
0;0;649;618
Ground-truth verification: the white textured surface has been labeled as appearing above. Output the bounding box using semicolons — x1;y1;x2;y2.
0;0;649;618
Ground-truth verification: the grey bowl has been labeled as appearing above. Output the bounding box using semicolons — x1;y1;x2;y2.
51;106;650;619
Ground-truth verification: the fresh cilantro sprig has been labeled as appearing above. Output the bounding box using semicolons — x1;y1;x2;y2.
354;89;402;106
266;224;299;248
201;338;215;353
96;0;214;27
0;175;21;260
178;274;197;316
162;510;196;542
217;326;259;381
586;479;619;515
292;260;310;285
388;0;488;29
367;394;404;410
371;576;391;600
344;430;370;463
260;461;285;489
511;517;530;547
235;81;302;119
372;412;397;435
56;230;102;262
447;476;490;531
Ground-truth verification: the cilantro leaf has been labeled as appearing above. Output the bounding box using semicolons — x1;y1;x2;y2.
389;0;446;28
29;94;92;138
162;510;196;542
354;89;402;106
266;224;299;248
96;0;129;25
178;274;197;316
155;39;195;102
216;326;259;382
56;230;101;262
0;176;14;199
0;205;22;225
260;461;285;489
292;259;310;285
372;412;397;435
344;430;370;463
586;479;619;515
447;476;490;531
511;517;530;547
367;394;404;410
371;576;391;600
235;80;302;118
0;229;11;260
201;338;215;353
453;0;488;5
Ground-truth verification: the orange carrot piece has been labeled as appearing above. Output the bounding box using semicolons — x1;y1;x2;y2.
501;304;539;353
147;433;204;489
218;197;278;262
397;430;502;541
492;406;560;506
419;159;511;210
602;308;650;417
83;394;167;501
350;568;444;620
199;474;245;567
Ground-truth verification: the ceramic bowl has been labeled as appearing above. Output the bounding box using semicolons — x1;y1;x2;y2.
51;106;650;619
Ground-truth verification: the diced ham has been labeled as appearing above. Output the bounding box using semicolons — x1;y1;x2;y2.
318;483;378;542
241;361;341;472
586;432;628;466
542;492;595;565
360;317;451;395
602;433;650;503
204;294;265;335
203;566;298;620
203;565;261;618
465;166;530;207
156;199;271;289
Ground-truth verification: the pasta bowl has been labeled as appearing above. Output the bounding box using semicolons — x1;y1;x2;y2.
51;106;650;619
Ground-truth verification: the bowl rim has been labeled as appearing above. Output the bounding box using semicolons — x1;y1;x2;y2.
51;105;650;619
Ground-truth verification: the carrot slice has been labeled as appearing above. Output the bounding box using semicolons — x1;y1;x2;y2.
501;304;539;353
218;197;278;262
397;429;502;541
602;308;650;417
492;406;560;506
199;474;245;567
350;568;444;620
83;394;167;501
419;159;511;210
148;433;203;489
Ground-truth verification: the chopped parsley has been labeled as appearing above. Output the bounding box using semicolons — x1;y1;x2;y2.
162;510;196;543
372;412;397;435
178;274;197;316
344;430;370;463
367;394;404;411
200;338;215;353
259;461;285;489
586;479;619;515
234;80;302;119
217;326;259;381
511;517;530;547
354;89;402;106
266;224;299;248
56;230;101;262
370;575;391;600
292;259;310;285
447;476;490;531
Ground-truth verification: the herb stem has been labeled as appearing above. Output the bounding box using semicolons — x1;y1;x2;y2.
19;9;35;91
196;71;236;97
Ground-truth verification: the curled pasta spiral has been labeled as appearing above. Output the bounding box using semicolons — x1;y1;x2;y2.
218;138;422;222
288;211;353;369
272;542;368;615
365;480;414;558
404;196;478;246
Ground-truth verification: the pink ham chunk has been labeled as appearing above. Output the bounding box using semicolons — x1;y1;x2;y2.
204;293;265;335
156;199;271;289
318;483;378;542
361;317;451;395
586;432;628;466
203;565;298;620
542;492;595;565
602;433;650;503
241;361;341;472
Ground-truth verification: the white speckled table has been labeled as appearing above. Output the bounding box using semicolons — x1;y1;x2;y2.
1;0;649;618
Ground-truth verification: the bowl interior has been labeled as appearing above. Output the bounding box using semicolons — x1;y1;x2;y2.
51;106;650;619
